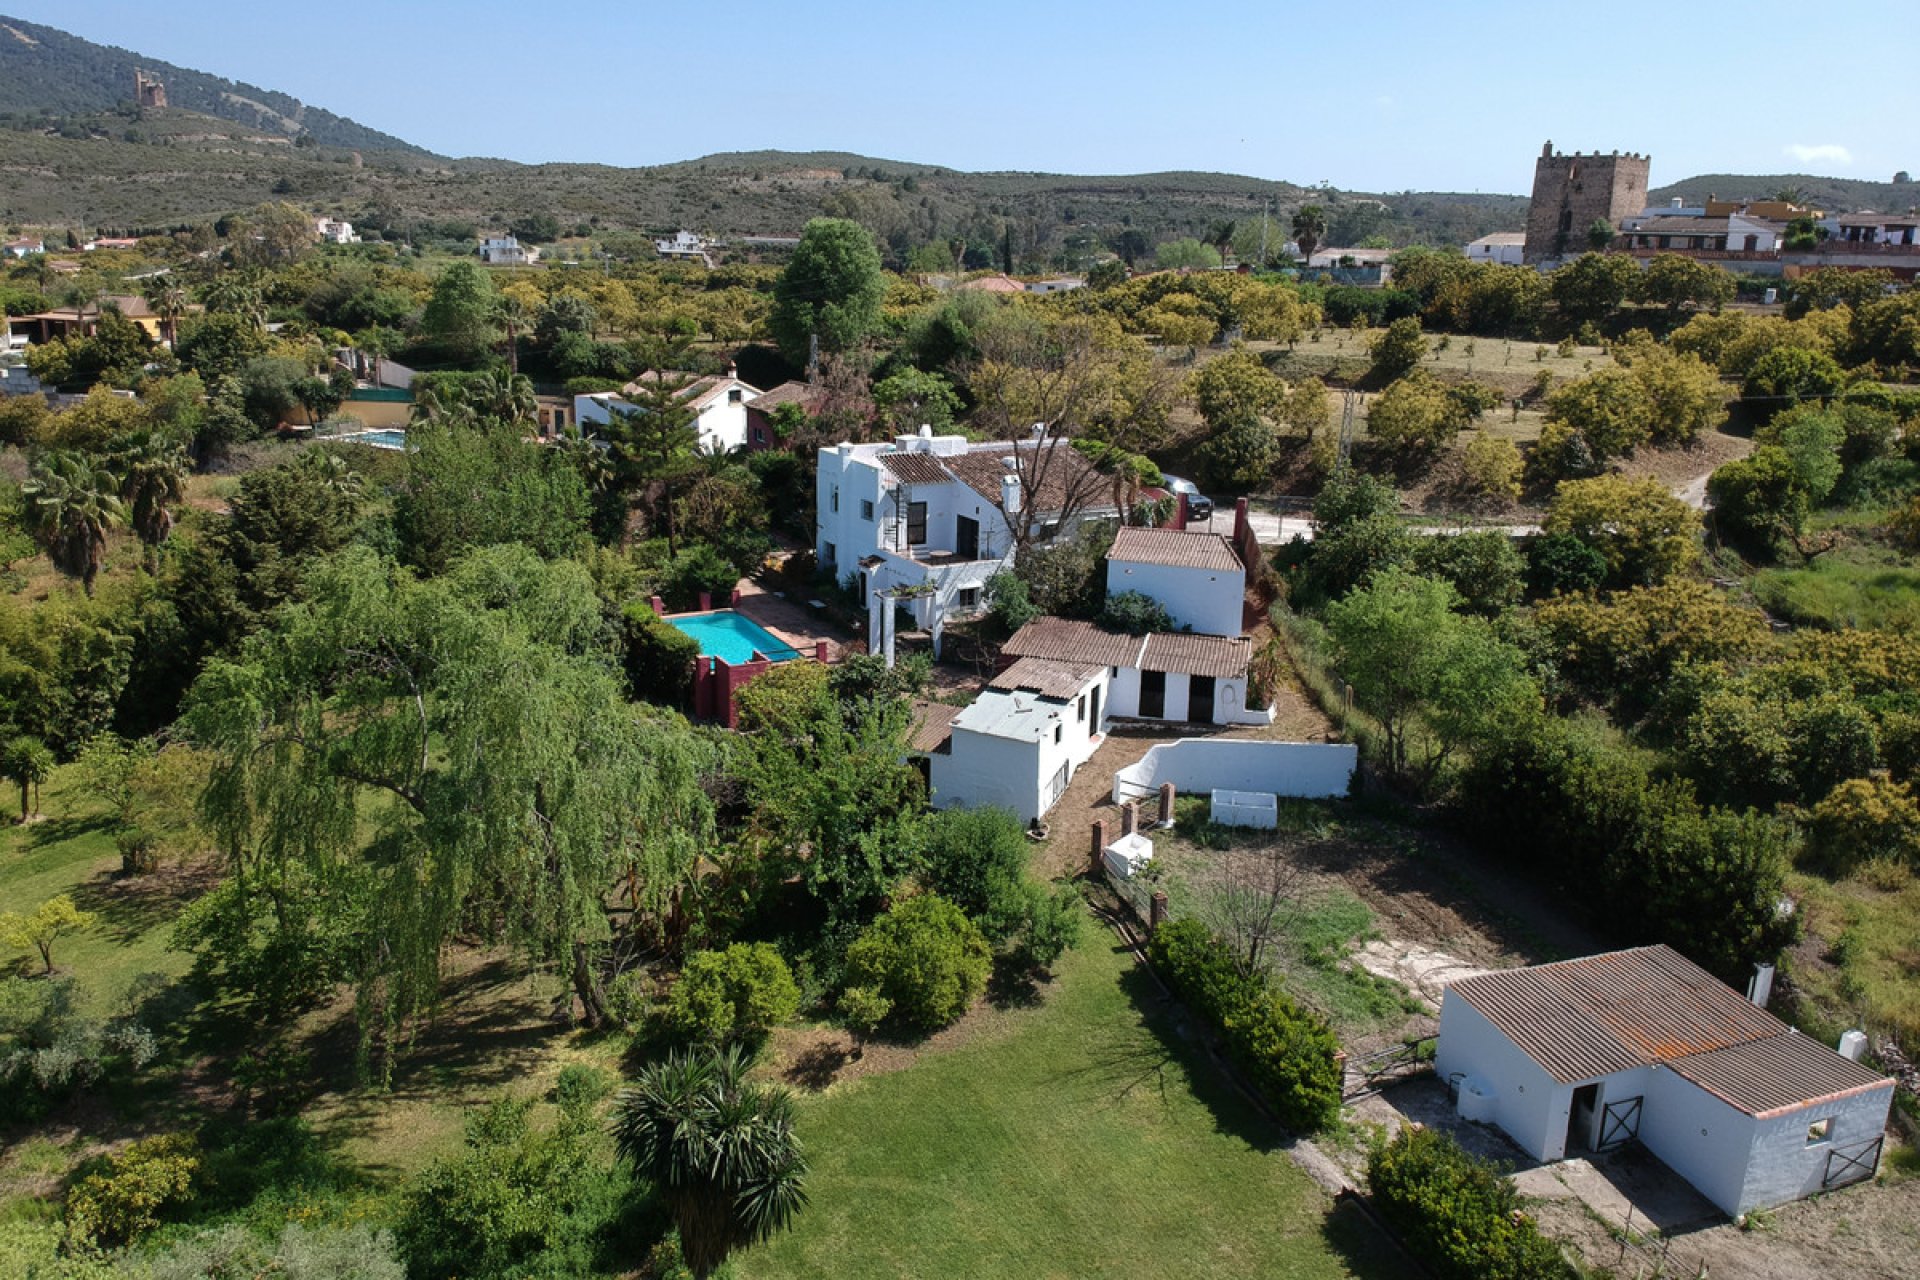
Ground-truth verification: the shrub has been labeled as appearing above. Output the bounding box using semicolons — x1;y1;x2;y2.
1543;475;1700;588
1708;446;1807;553
1459;431;1522;503
1100;589;1173;635
984;570;1039;635
659;544;740;611
64;1132;201;1250
622;603;699;706
139;1222;406;1280
1368;317;1427;381
668;943;801;1043
1367;1126;1575;1280
844;894;990;1032
1146;919;1341;1132
1805;776;1920;873
1523;533;1606;597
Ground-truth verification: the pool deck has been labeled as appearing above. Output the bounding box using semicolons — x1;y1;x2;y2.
665;581;853;665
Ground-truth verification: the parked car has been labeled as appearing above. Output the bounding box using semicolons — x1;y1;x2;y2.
1160;474;1213;522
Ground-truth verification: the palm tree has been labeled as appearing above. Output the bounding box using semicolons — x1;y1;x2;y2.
1206;219;1238;266
141;275;189;347
200;271;266;329
1291;204;1328;263
612;1045;808;1278
110;430;190;563
468;371;537;426
21;451;127;594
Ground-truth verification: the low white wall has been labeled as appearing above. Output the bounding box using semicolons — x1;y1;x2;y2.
1434;993;1565;1160
1735;1080;1893;1214
1112;739;1355;803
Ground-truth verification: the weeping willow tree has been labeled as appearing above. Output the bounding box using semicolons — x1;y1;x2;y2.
182;543;711;1075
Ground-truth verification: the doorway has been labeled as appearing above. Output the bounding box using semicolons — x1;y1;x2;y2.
955;514;979;559
1187;675;1216;724
1089;683;1101;730
1568;1083;1599;1154
1140;670;1166;719
907;501;928;547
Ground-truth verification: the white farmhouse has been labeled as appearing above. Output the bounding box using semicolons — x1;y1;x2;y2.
927;657;1110;821
1435;946;1893;1218
478;236;539;266
4;237;45;258
1464;232;1526;266
1000;618;1272;728
1105;525;1246;638
314;218;360;245
817;431;1122;656
575;370;760;454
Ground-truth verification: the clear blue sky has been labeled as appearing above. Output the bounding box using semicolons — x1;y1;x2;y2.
12;0;1916;193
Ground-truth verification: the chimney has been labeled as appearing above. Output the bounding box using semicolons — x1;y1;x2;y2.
1746;962;1775;1008
1000;462;1022;515
1837;1030;1868;1062
836;442;854;458
1671;197;1684;209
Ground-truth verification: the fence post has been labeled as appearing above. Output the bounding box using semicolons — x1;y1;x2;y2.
1149;890;1168;932
1157;782;1176;828
1090;819;1107;874
1121;801;1138;837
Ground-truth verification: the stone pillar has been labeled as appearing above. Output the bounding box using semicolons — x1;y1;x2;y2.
1157;782;1176;828
649;595;666;617
1090;819;1107;873
698;591;713;613
1172;492;1189;530
1120;801;1138;837
1149;890;1169;932
813;640;829;663
881;596;897;669
730;587;742;607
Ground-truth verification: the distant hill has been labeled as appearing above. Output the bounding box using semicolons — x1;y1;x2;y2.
0;13;430;156
1652;172;1919;214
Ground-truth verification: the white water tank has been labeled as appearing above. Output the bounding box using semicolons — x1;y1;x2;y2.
1455;1076;1497;1123
1001;469;1022;514
1839;1030;1868;1062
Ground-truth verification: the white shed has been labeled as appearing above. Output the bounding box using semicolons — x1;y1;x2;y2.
1435;945;1893;1217
928;657;1109;822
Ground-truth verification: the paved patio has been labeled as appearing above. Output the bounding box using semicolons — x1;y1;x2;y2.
732;581;856;662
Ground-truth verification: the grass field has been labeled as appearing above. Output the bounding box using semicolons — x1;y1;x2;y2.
1751;553;1920;633
743;935;1399;1280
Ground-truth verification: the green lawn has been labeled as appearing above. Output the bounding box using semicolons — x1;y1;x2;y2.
742;932;1398;1280
1750;554;1920;633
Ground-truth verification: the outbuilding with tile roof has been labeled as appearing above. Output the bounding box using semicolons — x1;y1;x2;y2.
1435;945;1893;1217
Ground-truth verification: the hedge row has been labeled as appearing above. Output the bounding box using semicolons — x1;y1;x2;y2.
1367;1126;1576;1280
1146;919;1341;1133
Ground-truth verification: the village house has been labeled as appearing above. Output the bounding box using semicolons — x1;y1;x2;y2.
4;237;44;258
1104;524;1248;638
1435;945;1893;1218
477;235;539;266
999;617;1271;728
1830;212;1920;248
574;368;760;453
314;217;360;245
743;380;824;450
816;430;1123;657
654;230;715;265
1464;232;1526;266
8;295;170;345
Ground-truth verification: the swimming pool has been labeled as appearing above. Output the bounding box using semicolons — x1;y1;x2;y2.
339;428;409;451
667;610;802;666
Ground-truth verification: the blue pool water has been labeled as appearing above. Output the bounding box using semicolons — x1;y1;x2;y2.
667;610;802;665
341;429;408;450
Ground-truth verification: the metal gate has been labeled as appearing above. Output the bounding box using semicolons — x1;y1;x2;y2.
1597;1095;1641;1150
1824;1136;1883;1190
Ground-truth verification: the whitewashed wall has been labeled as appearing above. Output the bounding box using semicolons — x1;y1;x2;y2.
1104;560;1243;636
1112;740;1355;803
1434;993;1567;1159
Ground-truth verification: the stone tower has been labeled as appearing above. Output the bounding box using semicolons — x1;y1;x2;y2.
134;70;168;110
1522;141;1649;265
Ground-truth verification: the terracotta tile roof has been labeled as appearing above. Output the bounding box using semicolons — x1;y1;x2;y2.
878;452;951;485
1837;212;1920;226
1109;526;1242;572
959;274;1024;293
748;381;822;410
988;656;1104;701
1002;617;1145;669
1446;945;1790;1084
621;372;745;412
943;441;1114;518
1668;1032;1891;1118
907;700;959;754
1139;633;1251;679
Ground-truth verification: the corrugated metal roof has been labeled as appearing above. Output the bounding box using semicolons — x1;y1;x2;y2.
1002;617;1146;669
1668;1032;1893;1118
1109;526;1243;572
1139;632;1251;679
879;452;951;485
988;656;1103;701
1448;945;1790;1084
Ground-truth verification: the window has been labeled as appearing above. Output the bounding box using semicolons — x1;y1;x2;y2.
823;542;836;566
1076;695;1086;722
860;499;874;521
957;587;980;611
1053;724;1062;744
728;388;743;403
1807;1118;1833;1145
831;486;839;513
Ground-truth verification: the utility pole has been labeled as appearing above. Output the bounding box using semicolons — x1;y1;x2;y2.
1259;199;1271;268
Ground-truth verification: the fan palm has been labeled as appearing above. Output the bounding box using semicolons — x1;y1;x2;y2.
141;276;189;346
1291;204;1328;263
611;1044;808;1278
21;451;127;594
468;371;538;426
110;430;190;559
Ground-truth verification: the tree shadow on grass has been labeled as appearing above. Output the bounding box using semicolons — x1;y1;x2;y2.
68;858;220;944
22;813;115;849
1321;1189;1427;1280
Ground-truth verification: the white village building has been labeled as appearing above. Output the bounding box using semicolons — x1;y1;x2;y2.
1000;618;1272;728
926;657;1110;822
1436;945;1893;1217
816;430;1123;657
1464;232;1526;266
575;370;760;454
314;218;360;245
478;235;539;266
1105;525;1248;638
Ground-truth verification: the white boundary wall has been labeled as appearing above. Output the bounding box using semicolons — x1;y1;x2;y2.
1113;739;1357;804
